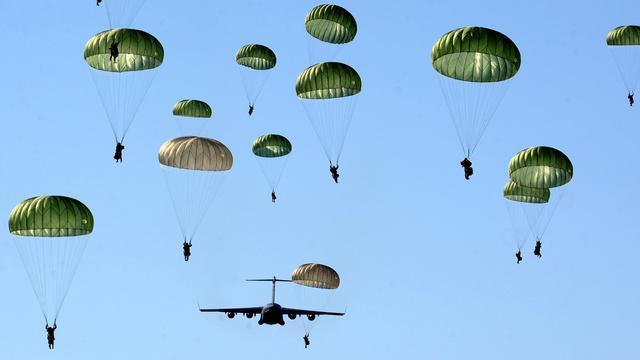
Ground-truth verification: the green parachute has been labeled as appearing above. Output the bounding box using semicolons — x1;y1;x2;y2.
432;26;520;160
505;147;573;258
172;100;212;118
296;62;361;175
252;134;291;202
606;26;640;102
305;4;357;44
84;28;164;149
9;196;93;323
236;44;276;115
305;4;357;63
508;146;573;189
159;137;232;256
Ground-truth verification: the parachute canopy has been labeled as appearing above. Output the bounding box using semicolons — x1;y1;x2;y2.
305;4;357;44
172;100;212;118
84;28;164;72
252;134;292;158
432;26;521;82
503;180;550;204
607;25;640;46
296;62;361;99
508;146;573;189
292;263;340;289
236;44;276;70
159;136;233;171
9;196;94;237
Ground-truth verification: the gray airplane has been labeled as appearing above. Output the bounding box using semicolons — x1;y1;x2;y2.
199;276;345;325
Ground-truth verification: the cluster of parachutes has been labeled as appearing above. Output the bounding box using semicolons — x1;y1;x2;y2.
503;147;573;258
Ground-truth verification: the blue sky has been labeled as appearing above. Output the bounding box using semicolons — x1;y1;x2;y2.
0;0;639;359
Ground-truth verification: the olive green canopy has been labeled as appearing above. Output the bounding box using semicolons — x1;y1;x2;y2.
607;26;640;46
432;27;521;82
292;263;340;289
159;136;232;171
503;180;550;204
296;62;361;99
9;196;94;237
84;28;164;72
236;44;276;70
172;100;212;118
252;134;292;158
305;4;357;44
508;146;573;189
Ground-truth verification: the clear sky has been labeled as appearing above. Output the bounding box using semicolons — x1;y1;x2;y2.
0;0;639;359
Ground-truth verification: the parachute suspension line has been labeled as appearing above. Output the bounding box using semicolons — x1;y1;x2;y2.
437;75;510;157
305;37;346;65
256;156;289;193
162;167;227;244
120;70;157;142
301;95;358;165
240;69;271;107
13;236;88;322
90;66;158;143
522;189;565;243
609;46;640;93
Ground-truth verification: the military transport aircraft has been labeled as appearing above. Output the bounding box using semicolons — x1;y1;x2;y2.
199;276;345;325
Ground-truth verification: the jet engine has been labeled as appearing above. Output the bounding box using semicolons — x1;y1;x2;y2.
288;313;297;320
245;313;254;318
307;314;316;321
227;312;236;319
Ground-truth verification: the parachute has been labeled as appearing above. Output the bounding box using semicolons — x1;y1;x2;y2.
606;26;640;96
296;62;361;168
291;263;340;289
252;134;292;198
291;263;341;336
172;99;211;135
173;100;212;118
508;146;573;189
9;196;94;323
305;4;357;63
236;44;276;115
432;26;520;159
505;146;573;255
159;137;232;247
84;28;164;147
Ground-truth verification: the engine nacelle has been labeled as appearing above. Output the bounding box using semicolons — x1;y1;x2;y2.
245;313;254;319
288;313;297;320
227;312;236;319
307;314;316;321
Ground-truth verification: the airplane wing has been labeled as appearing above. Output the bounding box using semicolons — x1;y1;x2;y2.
282;307;345;316
199;306;262;314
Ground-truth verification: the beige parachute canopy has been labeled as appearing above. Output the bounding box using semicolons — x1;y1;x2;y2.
291;263;340;289
158;136;233;171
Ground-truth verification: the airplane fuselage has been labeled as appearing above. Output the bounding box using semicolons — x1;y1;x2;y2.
258;303;285;326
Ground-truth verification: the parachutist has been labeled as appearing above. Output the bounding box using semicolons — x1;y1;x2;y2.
248;105;254;116
534;241;542;258
303;333;310;348
96;0;101;5
183;240;192;261
109;41;119;62
45;321;57;350
515;250;523;264
271;191;276;203
460;158;473;180
629;91;634;107
329;164;339;183
113;142;124;163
